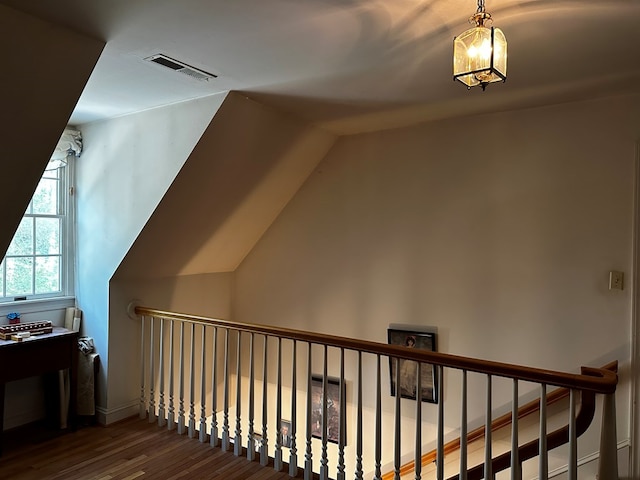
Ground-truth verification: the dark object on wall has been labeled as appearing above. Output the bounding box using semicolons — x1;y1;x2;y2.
310;375;345;444
280;419;292;448
388;328;438;403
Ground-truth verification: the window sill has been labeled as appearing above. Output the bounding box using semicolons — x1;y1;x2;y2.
0;296;76;317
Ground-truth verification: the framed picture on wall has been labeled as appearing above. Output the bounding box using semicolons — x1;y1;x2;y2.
280;419;292;448
388;328;438;403
310;375;345;444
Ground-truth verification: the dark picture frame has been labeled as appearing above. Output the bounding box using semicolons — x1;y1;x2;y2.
387;328;438;403
280;419;292;448
310;375;345;444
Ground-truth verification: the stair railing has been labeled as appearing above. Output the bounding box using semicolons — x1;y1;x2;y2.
388;361;618;480
134;306;618;480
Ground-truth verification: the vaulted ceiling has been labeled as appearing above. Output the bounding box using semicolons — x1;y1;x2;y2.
3;0;639;134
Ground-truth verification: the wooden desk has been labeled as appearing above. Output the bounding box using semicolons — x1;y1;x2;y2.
0;327;78;454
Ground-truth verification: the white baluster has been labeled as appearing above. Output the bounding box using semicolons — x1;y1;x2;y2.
177;321;186;435
374;354;382;480
148;317;156;424
354;351;363;480
247;333;256;461
394;357;401;480
167;319;175;430
485;374;493;480
437;365;444;480
415;361;422;480
139;316;146;419
188;323;196;438
304;342;313;480
568;389;577;480
260;335;269;466
158;318;166;427
222;328;230;451
235;331;243;456
460;370;468;480
597;392;619;480
210;327;219;447
511;379;521;480
337;347;345;480
320;345;329;480
289;340;298;477
275;337;283;471
199;324;207;443
539;384;548;480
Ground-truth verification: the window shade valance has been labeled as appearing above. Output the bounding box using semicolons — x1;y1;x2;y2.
48;128;82;170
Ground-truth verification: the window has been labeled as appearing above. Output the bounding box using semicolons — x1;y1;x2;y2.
0;163;73;301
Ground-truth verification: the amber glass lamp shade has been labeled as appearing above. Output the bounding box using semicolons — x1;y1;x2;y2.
453;25;507;90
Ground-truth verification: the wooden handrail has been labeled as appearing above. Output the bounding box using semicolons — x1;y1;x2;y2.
135;307;618;394
384;361;617;480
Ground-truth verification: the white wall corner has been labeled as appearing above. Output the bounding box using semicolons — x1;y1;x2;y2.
95;400;139;426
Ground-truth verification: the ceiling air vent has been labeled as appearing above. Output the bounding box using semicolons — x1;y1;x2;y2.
144;54;217;81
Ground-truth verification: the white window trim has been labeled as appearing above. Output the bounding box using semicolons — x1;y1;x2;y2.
0;157;76;303
0;296;76;317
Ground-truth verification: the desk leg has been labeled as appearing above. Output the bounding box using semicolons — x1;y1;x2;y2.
0;382;5;456
69;352;78;431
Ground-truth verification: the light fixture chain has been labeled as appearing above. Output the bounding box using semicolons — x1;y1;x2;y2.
476;0;485;13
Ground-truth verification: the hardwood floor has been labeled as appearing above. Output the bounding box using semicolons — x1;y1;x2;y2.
0;416;303;480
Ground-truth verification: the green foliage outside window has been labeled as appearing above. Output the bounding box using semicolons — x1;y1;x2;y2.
1;167;66;300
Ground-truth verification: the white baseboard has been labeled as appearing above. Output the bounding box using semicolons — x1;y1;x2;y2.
96;400;139;426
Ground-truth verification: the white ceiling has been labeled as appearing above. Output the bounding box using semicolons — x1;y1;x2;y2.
3;0;640;134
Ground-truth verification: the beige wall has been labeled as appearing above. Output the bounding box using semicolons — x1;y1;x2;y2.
74;89;639;470
113;274;233;318
108;273;233;423
116;93;337;278
104;93;336;422
77;93;227;421
234;94;640;472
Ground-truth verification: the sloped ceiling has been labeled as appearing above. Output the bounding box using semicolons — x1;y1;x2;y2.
1;0;639;134
0;5;103;257
114;93;336;279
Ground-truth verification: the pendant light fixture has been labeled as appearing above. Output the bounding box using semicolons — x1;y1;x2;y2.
453;0;507;90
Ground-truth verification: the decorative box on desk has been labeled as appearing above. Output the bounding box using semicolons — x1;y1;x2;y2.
0;320;53;340
0;327;78;455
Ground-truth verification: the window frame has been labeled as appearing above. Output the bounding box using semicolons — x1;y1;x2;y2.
0;159;75;303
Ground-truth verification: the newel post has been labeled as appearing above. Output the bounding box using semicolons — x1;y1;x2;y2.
597;392;619;480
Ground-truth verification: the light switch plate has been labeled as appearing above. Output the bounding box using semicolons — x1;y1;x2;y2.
609;271;624;290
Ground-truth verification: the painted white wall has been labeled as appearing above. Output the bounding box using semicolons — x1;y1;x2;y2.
106;273;233;424
113;274;233;318
115;93;337;278
75;93;227;415
235;94;640;472
81;92;335;422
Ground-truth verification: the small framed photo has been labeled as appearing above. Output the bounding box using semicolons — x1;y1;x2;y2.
252;432;263;452
388;328;438;403
280;419;292;448
310;375;345;444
